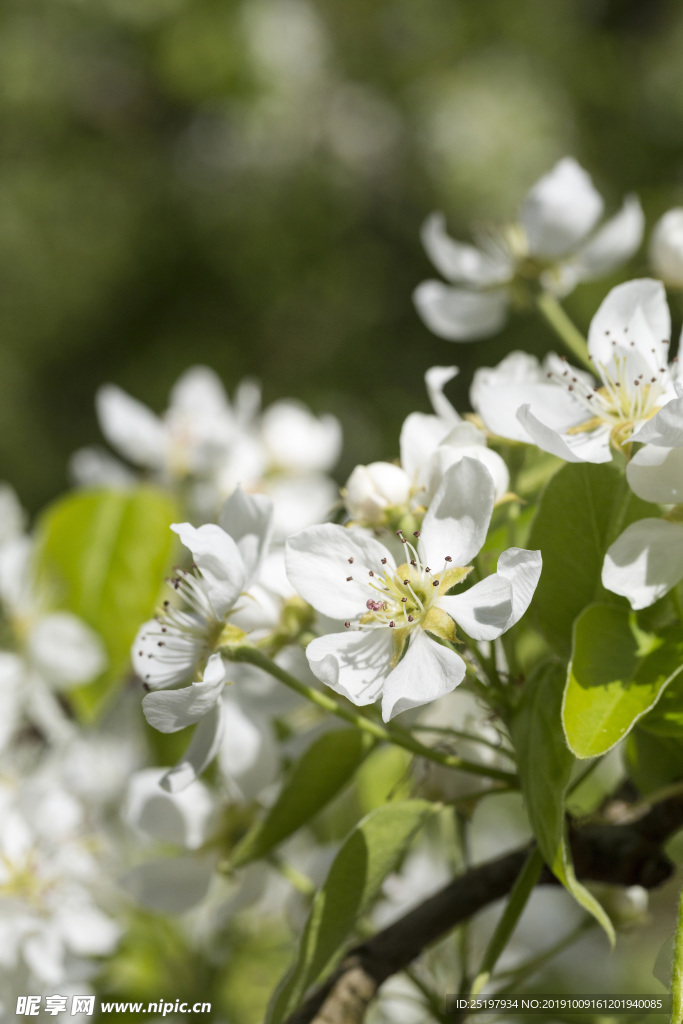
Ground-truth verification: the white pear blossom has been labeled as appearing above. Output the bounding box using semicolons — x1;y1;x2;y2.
650;208;683;288
286;459;541;721
602;442;683;609
472;280;680;463
135;488;277;791
414;157;643;341
0;771;121;994
0;533;106;747
343;367;509;529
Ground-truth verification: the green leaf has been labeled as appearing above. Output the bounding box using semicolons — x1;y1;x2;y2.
36;487;177;721
511;662;614;945
637;670;683;737
563;605;683;759
528;463;656;654
626;729;683;794
267;799;438;1024
229;729;375;869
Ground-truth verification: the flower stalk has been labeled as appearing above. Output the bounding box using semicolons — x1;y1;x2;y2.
535;291;593;372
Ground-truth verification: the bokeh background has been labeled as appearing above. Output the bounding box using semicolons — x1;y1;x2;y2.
5;0;683;512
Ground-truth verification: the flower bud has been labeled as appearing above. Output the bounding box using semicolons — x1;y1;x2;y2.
650;208;683;287
343;462;411;526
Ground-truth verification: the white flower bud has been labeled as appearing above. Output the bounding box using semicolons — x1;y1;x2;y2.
650;208;683;287
343;462;411;525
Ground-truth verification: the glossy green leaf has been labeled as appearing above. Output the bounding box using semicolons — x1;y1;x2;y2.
511;662;614;944
36;487;177;721
528;463;656;654
563;605;683;759
229;729;375;869
267;799;438;1024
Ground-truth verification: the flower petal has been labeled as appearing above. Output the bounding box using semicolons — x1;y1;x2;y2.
171;522;246;618
574;194;644;279
631;397;683;447
169;365;232;419
413;281;509;341
587;279;671;374
626;445;683;503
305;628;393;706
96;384;167;468
218;487;274;584
471;352;584;443
437;574;513;641
142;653;226;733
160;700;225;793
602;518;683;609
123;854;215;914
426;438;510;505
516;405;612;463
381;628;465;721
286;524;395;620
345;462;412;523
123;767;216;849
421;212;512;285
425;365;461;422
520;157;603;258
261;400;342;474
29;612;107;688
419;458;495;569
496;547;543;628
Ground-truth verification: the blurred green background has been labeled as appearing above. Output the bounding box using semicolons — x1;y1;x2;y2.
4;0;683;511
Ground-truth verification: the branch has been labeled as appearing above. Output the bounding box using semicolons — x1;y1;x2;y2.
284;795;681;1024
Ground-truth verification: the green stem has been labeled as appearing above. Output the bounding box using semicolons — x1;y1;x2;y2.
671;885;683;1024
224;645;519;785
536;292;592;372
411;724;516;761
471;846;545;995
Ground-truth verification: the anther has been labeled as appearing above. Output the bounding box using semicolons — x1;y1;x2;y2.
348;557;354;564
401;597;407;603
344;621;350;628
403;579;410;585
410;559;417;566
346;576;353;581
389;621;395;628
368;571;374;577
381;558;387;564
433;580;439;587
157;641;164;647
407;615;414;622
413;530;421;537
445;556;452;562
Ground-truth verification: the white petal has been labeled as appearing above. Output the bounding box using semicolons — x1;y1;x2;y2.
631;397;683;447
266;474;338;537
438;574;513;641
0;652;23;749
425;365;461;422
602;518;683;609
516;405;612;463
69;446;136;488
650;208;683;287
285;523;395;620
471;352;584;443
496;547;543;628
521;157;603;258
218;695;280;801
413;281;509;341
419;458;494;569
169;365;231;418
160;700;225;793
306;628;393;706
344;462;412;523
381;629;465;721
627;445;683;503
123;767;216;849
574;194;644;279
218;486;274;583
261;400;342;474
29;612;106;687
399;413;450;485
59;906;121;957
23;928;64;984
96;384;167;468
172;522;246;617
132;617;202;690
123;854;215;913
421;212;512;285
426;441;510;505
0;483;25;545
587;279;671;373
142;653;226;732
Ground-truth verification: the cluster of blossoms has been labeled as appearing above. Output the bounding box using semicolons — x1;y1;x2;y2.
6;152;683;1018
71;367;342;536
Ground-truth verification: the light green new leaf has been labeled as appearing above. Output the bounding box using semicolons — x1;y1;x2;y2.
36;487;177;721
528;463;656;654
563;605;683;759
267;799;438;1024
229;729;375;869
512;663;614;944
